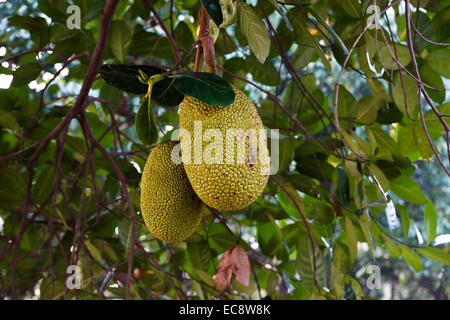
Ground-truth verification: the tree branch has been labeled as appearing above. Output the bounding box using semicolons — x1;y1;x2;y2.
195;6;216;73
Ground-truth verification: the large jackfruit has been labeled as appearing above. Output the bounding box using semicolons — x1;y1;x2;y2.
140;141;205;242
179;85;270;211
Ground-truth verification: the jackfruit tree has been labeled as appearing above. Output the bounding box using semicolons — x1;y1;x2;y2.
0;0;449;301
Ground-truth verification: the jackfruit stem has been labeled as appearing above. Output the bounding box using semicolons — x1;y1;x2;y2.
194;6;216;74
138;71;164;102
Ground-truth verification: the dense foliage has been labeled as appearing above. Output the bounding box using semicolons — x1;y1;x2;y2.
0;0;449;300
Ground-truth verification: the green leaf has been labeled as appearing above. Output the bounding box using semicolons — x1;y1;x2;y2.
277;136;295;173
366;125;399;157
424;200;437;244
257;222;282;257
268;0;292;31
398;205;410;241
332;241;352;293
336;167;350;207
108;20;132;63
413;124;433;159
344;215;357;263
201;0;223;27
393;71;418;118
118;219;132;250
33;167;56;204
194;269;214;287
187;240;211;271
276;183;303;220
356;96;381;124
174;21;195;51
417;247;450;266
174;72;235;106
292;46;316;70
390;175;428;204
358;212;374;256
287;172;320;197
340;0;361;18
399;245;423;272
424;102;450;139
304;6;349;56
336;85;357;130
0;66;13;75
367;79;389;102
296;231;326;289
381;233;401;258
11;62;41;87
38;0;67;23
421;64;445;104
237;0;271;64
85;240;102;263
0;168;27;210
368;163;389;192
397;125;417;156
219;0;238;28
8;15;50;48
215;29;237;54
0;110;20;131
425;48;450;78
135;100;158;146
375;102;404;124
377;44;411;71
99;64;183;106
245;56;279;86
129;30;173;58
288;11;331;72
431;5;450;42
208;223;238;250
99;82;122;108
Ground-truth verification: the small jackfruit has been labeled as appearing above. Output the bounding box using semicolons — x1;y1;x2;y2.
140;141;205;242
179;85;270;211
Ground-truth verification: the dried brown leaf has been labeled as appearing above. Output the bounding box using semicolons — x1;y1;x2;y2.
231;245;251;287
213;248;233;289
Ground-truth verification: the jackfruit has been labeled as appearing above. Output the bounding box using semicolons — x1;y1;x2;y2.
140;141;205;242
178;85;270;211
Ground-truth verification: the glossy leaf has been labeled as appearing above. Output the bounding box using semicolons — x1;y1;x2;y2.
188;241;211;271
288;10;331;72
174;72;235;106
381;234;401;259
99;64;184;106
201;0;223;27
393;71;419;118
425;48;450;78
399;245;423;272
296;231;326;289
421;64;445;104
357;96;381;124
417;247;450;266
135;100;158;146
424;200;437;244
336;167;350;207
390;176;428;204
237;0;271;64
11;62;41;87
0;110;20;131
344;215;358;263
8;15;50;47
108;20;132;63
